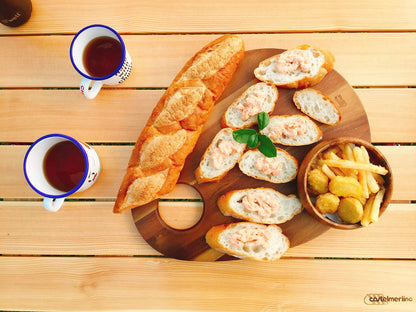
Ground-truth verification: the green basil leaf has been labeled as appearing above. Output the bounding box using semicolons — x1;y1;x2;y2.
258;134;277;158
232;129;257;144
257;112;270;131
247;133;259;148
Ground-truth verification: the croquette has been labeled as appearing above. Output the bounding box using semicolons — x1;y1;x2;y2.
307;168;329;195
315;193;340;214
328;176;363;198
337;197;364;223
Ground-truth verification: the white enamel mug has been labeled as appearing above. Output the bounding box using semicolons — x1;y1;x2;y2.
70;24;132;99
23;134;101;212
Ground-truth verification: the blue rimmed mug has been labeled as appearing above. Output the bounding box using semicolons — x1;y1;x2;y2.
70;24;132;99
23;134;101;212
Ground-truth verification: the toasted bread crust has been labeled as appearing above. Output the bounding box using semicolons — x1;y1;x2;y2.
114;35;245;213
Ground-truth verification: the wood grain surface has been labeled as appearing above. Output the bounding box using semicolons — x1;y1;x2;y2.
1;1;415;310
1;0;416;35
132;48;371;261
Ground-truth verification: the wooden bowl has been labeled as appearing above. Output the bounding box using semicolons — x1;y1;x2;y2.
297;137;393;230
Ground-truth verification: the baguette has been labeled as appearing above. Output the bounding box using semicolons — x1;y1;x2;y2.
260;115;322;146
238;149;298;183
205;222;289;261
217;188;303;224
113;35;245;213
195;128;246;183
221;82;278;129
254;44;335;89
293;88;341;125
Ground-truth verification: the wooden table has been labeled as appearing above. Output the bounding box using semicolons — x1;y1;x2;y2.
1;1;415;311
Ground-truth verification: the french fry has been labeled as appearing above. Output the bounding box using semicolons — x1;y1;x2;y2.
373;173;385;186
361;194;375;227
370;188;385;223
342;143;355;161
321;164;337;179
367;172;380;193
322;159;388;175
352;146;369;198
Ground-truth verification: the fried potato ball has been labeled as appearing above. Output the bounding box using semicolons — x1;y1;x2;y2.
337;197;364;224
328;176;363;198
307;169;329;195
315;193;340;214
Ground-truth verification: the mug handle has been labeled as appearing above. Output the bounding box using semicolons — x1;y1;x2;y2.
43;197;65;212
80;77;103;99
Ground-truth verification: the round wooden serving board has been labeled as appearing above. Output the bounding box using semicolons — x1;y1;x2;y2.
131;48;371;261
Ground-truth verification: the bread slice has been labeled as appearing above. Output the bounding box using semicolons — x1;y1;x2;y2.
205;222;289;261
217;188;303;224
254;44;335;89
238;149;298;183
293;88;341;125
221;82;278;129
195;128;246;183
260;115;322;146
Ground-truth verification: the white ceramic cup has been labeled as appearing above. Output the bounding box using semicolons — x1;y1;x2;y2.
70;24;132;99
23;134;101;212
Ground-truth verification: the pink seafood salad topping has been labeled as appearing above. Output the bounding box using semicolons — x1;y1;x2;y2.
255;156;283;176
229;227;271;249
236;91;267;121
242;192;279;218
210;140;240;170
275;49;314;74
269;118;307;140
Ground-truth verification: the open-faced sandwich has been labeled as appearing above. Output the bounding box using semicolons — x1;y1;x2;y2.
217;187;303;224
254;44;335;89
260;115;322;146
221;82;278;129
206;222;290;261
238;149;298;183
195;128;247;183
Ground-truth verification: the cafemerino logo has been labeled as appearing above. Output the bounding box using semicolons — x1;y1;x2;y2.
364;294;414;305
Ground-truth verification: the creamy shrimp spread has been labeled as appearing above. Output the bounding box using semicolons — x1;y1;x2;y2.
236;91;267;121
255;156;283;176
275;49;315;74
242;192;279;218
229;228;271;249
210;140;240;170
269;118;307;140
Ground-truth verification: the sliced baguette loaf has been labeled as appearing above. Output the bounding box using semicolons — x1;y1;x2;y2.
205;222;289;261
221;82;278;129
238;149;298;183
217;188;303;224
260;115;322;146
195;128;246;183
293;88;341;125
254;44;335;89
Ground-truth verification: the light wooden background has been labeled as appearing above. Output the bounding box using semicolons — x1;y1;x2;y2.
0;0;415;311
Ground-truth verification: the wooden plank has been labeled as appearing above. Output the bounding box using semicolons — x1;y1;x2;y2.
0;33;415;88
1;88;415;143
1;256;415;311
0;145;413;200
0;202;415;259
1;0;416;35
